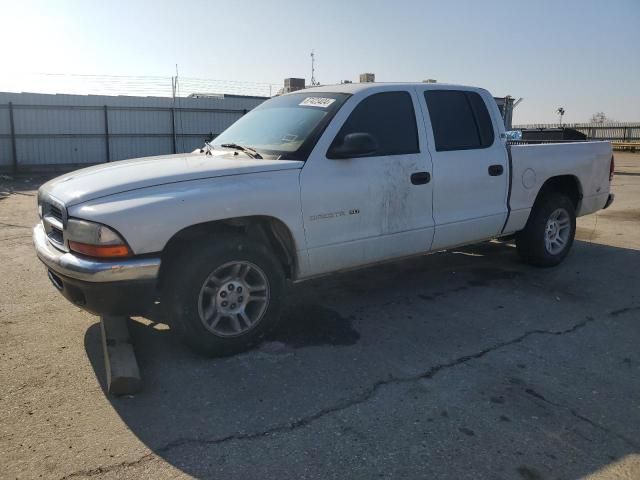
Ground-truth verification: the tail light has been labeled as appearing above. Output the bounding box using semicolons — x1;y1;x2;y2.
610;155;615;182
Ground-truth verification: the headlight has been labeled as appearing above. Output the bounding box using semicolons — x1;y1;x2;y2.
66;219;132;258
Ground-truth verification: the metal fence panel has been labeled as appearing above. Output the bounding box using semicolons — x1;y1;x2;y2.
0;139;11;167
175;110;243;138
16;137;106;166
109;136;174;161
0;105;10;135
15;106;104;134
108;108;173;135
0;106;10;167
0;92;267;172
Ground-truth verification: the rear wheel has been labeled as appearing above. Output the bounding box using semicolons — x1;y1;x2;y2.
516;192;576;267
162;234;285;356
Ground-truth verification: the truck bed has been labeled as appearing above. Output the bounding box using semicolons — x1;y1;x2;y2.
504;141;613;234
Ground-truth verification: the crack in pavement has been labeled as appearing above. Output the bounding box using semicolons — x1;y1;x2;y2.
0;221;32;230
59;316;606;479
524;388;639;449
0;234;32;243
610;305;640;317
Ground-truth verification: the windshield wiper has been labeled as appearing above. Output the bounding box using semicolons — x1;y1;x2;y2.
201;141;215;155
220;143;263;159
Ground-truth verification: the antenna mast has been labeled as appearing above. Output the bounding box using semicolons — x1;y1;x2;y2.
310;50;319;86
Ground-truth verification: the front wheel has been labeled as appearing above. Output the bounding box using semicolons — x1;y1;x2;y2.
516;192;576;267
162;235;285;357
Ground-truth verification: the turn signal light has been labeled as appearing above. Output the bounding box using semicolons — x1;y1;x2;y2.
68;241;132;258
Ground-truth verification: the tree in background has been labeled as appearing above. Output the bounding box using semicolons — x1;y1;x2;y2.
590;112;608;124
556;107;565;126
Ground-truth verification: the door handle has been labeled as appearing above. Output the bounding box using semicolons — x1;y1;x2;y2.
411;172;431;185
488;164;504;176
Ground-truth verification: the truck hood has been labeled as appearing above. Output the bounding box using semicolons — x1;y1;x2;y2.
40;152;304;206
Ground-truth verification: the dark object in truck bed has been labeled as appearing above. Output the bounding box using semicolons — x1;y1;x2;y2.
521;128;587;141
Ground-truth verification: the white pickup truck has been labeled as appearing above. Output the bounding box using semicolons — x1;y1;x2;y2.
34;83;615;356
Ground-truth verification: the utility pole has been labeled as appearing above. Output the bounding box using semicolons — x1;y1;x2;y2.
310;50;319;86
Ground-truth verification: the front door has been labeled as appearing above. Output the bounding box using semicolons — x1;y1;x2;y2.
299;88;434;277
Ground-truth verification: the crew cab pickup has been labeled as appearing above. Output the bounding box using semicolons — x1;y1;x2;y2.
34;83;615;356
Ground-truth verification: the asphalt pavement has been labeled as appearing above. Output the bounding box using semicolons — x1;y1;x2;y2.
1;153;639;479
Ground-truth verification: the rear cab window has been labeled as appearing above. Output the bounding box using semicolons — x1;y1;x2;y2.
424;90;495;152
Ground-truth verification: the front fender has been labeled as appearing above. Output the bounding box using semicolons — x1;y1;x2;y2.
68;171;306;257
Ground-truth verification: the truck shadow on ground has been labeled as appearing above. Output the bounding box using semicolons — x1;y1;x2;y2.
84;239;640;479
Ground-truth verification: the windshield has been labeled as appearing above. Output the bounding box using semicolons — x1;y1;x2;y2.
212;92;349;159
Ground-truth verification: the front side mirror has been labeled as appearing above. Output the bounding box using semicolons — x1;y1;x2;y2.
329;132;379;159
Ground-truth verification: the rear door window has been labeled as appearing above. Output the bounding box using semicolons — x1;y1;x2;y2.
424;90;495;151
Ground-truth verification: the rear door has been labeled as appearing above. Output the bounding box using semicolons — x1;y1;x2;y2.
299;88;434;277
417;88;508;249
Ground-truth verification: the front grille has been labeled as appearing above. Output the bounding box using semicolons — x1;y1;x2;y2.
41;196;68;251
49;205;63;222
48;226;64;244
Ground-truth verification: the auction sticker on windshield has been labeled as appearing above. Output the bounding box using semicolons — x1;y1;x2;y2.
299;97;336;108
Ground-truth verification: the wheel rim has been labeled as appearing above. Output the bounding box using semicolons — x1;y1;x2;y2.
197;261;270;337
544;208;571;255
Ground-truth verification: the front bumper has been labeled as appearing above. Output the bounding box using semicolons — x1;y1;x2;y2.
603;193;615;210
33;223;161;315
33;223;160;282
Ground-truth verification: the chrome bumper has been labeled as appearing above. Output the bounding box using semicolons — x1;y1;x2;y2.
33;223;161;283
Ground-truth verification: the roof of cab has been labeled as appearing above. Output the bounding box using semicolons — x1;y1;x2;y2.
286;82;479;95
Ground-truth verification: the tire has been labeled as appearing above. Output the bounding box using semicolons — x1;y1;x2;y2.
516;192;576;267
162;234;285;357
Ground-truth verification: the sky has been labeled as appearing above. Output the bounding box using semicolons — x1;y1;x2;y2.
0;0;638;124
